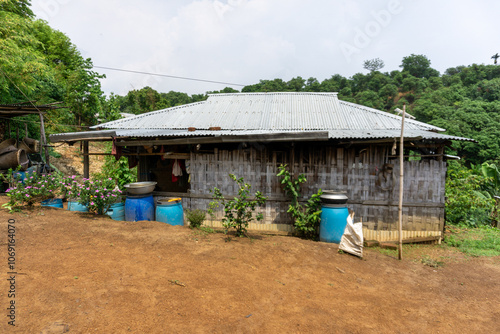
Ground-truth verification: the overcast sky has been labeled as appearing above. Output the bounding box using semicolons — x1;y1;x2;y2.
31;0;500;97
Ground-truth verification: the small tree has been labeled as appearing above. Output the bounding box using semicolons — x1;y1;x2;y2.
363;58;385;72
210;174;266;237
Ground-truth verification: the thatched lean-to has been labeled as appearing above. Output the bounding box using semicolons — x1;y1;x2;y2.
49;92;474;242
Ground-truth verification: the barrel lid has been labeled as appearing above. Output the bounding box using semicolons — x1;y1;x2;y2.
320;190;348;204
157;197;182;205
126;193;154;199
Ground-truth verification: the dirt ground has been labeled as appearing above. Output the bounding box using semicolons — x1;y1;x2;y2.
0;198;498;333
51;142;107;177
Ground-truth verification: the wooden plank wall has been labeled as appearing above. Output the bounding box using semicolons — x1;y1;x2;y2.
186;144;446;233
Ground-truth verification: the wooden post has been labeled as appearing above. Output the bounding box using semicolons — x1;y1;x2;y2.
39;112;49;168
24;123;28;138
83;140;90;179
398;104;406;260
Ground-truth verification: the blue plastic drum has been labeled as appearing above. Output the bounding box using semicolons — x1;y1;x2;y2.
156;198;184;226
319;204;349;243
67;200;88;212
13;171;26;183
106;202;125;221
41;198;64;208
125;194;155;221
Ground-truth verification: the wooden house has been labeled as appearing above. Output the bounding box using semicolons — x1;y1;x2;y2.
50;92;473;241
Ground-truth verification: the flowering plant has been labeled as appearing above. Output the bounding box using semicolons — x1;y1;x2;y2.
61;175;83;200
3;172;64;209
2;171;123;214
77;176;122;214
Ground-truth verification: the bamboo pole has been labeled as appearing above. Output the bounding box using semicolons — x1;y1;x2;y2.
39;112;49;169
83;140;89;179
398;104;406;260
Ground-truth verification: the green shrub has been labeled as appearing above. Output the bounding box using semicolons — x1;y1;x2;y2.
277;164;322;240
445;162;495;227
185;209;206;228
209;174;266;237
93;143;137;189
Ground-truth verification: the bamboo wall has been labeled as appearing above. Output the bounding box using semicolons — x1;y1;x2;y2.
175;143;446;238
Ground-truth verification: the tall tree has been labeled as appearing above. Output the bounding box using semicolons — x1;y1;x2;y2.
400;54;438;78
0;0;34;18
0;10;51;103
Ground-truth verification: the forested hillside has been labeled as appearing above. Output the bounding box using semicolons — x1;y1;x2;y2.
117;57;500;166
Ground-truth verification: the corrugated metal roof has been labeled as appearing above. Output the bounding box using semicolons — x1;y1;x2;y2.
50;127;474;143
44;92;474;143
92;92;444;132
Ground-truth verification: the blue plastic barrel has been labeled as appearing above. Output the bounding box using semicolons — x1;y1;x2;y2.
106;202;125;221
156;198;184;226
41;198;64;208
67;200;88;212
125;194;155;221
13;171;26;183
319;204;349;243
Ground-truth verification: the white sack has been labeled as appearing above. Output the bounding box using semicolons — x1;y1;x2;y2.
339;213;363;258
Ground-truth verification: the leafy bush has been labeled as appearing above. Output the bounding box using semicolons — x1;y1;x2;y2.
209;174;266;237
277;165;323;240
93;143;137;189
77;176;122;214
445;162;495;227
185;209;206;228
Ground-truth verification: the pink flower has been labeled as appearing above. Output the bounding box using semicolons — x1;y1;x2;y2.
90;201;95;206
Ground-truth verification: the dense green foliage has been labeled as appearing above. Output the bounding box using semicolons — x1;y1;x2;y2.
1;0;106;136
445;163;492;226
